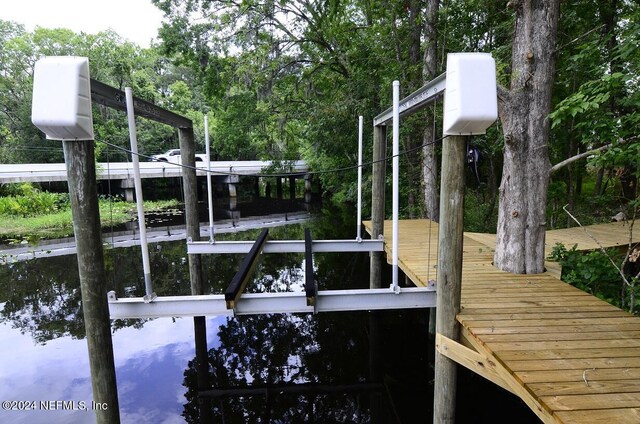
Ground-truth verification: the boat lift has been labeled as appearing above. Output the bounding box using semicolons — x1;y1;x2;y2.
30;53;497;321
105;66;460;319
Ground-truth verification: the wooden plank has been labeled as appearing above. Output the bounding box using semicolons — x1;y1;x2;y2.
463;316;638;328
485;338;640;352
507;356;640;371
499;347;640;361
459;311;631;322
467;323;640;335
461;299;610;309
479;330;640;343
462;286;588;294
529;380;640;396
460;304;621;316
516;368;640;384
541;392;640;411
554;408;640;424
461;291;591;299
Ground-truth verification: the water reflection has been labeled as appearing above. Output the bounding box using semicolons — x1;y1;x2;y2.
0;203;539;423
182;310;433;423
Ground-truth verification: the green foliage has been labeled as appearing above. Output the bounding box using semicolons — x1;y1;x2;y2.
0;194;179;242
549;243;626;308
0;183;67;217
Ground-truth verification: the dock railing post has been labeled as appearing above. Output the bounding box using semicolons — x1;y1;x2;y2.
179;127;212;423
433;134;467;423
63;140;121;423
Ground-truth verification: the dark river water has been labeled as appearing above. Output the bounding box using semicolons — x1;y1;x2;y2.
0;199;540;423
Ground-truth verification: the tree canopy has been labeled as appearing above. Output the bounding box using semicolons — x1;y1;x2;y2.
0;0;638;227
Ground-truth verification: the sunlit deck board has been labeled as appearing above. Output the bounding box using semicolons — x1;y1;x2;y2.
363;219;640;424
465;220;639;257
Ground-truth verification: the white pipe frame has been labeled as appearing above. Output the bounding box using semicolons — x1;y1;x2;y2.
124;87;156;302
391;81;400;293
357;115;364;241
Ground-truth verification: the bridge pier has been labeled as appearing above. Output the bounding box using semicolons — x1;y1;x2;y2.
289;176;296;200
276;177;283;199
225;175;239;198
120;178;136;202
304;174;312;204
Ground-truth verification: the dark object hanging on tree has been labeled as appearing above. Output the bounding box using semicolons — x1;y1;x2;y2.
467;146;481;187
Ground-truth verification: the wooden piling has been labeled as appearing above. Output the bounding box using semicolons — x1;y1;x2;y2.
433;135;467;423
62;140;120;424
369;125;387;289
178;127;212;423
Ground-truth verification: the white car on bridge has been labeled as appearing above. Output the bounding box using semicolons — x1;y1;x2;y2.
150;149;206;164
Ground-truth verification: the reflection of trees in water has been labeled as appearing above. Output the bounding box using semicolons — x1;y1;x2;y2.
182;313;372;423
0;223;313;344
0;256;84;344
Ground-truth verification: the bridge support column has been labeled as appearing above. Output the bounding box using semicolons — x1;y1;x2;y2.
276;177;283;199
120;178;136;202
304;174;312;204
254;177;260;198
289;176;296;200
225;175;239;198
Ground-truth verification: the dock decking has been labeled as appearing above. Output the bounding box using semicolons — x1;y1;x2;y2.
364;219;640;424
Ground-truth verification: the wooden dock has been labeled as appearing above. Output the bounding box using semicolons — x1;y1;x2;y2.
364;219;640;424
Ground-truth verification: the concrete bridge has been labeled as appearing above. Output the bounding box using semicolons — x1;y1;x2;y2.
0;160;310;201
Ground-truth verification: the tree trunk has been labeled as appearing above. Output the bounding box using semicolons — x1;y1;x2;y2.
494;0;560;274
566;124;577;228
405;0;426;218
422;0;440;221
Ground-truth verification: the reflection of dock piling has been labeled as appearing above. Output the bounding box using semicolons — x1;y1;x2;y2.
178;127;212;423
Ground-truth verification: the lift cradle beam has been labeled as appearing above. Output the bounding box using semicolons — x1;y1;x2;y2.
107;287;436;319
187;239;384;254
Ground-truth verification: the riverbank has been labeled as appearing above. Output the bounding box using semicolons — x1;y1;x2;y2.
0;198;180;243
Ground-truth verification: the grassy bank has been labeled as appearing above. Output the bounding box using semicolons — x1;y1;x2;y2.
0;198;180;243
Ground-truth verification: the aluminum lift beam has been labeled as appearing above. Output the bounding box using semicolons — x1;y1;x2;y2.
107;286;436;319
373;73;446;126
187;239;384;254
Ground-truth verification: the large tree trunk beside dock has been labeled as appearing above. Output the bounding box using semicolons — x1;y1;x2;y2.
422;0;440;222
494;0;560;274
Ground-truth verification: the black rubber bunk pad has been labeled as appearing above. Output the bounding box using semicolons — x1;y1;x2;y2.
225;228;269;309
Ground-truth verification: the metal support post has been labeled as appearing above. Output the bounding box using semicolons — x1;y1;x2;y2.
124;87;155;302
391;81;400;293
357;116;363;241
